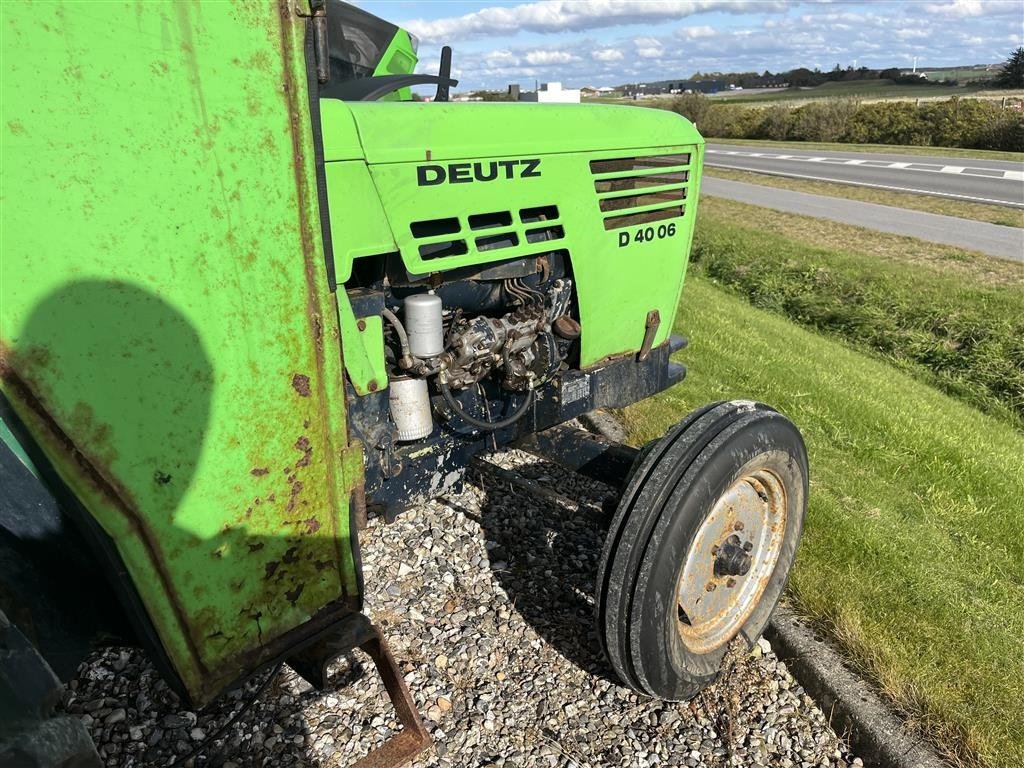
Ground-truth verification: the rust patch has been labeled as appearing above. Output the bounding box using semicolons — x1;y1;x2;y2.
248;542;265;553
250;466;269;476
285;480;304;512
294;435;312;467
284;584;304;603
282;546;299;564
154;470;172;485
291;373;311;397
303;517;321;534
264;561;279;580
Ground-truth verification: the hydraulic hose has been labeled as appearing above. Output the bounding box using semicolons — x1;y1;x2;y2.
381;307;413;367
439;378;534;431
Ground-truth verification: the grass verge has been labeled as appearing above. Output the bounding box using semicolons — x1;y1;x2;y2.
708;137;1024;163
704;167;1024;228
623;276;1024;768
689;197;1024;427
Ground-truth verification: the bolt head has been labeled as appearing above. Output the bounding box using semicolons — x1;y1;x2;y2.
726;577;737;588
705;582;716;592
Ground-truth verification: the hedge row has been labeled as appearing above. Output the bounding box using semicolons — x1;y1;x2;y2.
665;95;1024;151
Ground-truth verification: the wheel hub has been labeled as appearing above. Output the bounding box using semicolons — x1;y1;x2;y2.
675;469;788;654
713;534;753;577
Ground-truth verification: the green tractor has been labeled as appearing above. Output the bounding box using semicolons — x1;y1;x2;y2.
0;2;808;766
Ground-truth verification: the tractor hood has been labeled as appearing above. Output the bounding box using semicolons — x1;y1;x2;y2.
319;100;703;164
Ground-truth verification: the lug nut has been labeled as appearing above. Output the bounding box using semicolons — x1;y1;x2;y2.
734;521;745;531
726;577;736;588
743;541;753;552
705;582;716;592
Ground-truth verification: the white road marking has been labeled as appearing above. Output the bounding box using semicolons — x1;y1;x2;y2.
706;149;1024;182
704;163;1024;208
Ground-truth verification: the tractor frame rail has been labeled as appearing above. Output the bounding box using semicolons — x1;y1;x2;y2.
515;422;640;489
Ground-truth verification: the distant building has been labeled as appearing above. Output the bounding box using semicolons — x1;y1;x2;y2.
519;82;581;104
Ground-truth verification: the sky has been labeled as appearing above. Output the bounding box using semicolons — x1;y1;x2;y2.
357;0;1024;91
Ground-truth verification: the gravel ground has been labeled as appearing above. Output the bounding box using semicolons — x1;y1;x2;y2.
61;448;861;768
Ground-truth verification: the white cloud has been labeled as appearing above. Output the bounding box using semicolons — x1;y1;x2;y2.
636;47;664;59
893;28;930;40
484;49;520;66
632;35;663;59
676;25;716;40
524;49;580;64
403;0;791;44
923;0;983;17
592;48;625;61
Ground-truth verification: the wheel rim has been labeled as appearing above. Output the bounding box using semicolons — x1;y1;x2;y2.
675;469;788;654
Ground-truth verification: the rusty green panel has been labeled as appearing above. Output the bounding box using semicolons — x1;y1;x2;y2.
1;0;361;704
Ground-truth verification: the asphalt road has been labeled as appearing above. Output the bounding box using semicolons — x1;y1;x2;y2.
706;143;1024;208
702;176;1024;262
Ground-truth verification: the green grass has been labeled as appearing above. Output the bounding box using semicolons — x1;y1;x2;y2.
708;80;994;105
924;67;997;83
689;197;1024;426
708;137;1024;162
704;167;1024;228
623;276;1024;768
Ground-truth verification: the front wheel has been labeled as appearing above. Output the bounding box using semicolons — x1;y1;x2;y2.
596;400;808;700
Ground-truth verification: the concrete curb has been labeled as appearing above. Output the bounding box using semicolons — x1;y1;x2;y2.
767;606;948;768
580;409;951;768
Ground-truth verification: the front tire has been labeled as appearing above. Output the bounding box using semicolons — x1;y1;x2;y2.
596;400;808;700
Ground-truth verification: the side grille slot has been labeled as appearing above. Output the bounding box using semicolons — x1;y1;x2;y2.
476;232;519;251
408;205;565;262
590;153;691;231
410;216;469;260
520;205;559;223
410;217;459;237
469;211;512;230
418;240;468;259
526;225;564;243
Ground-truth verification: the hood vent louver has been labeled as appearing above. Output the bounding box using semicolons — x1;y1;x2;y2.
589;153;690;230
